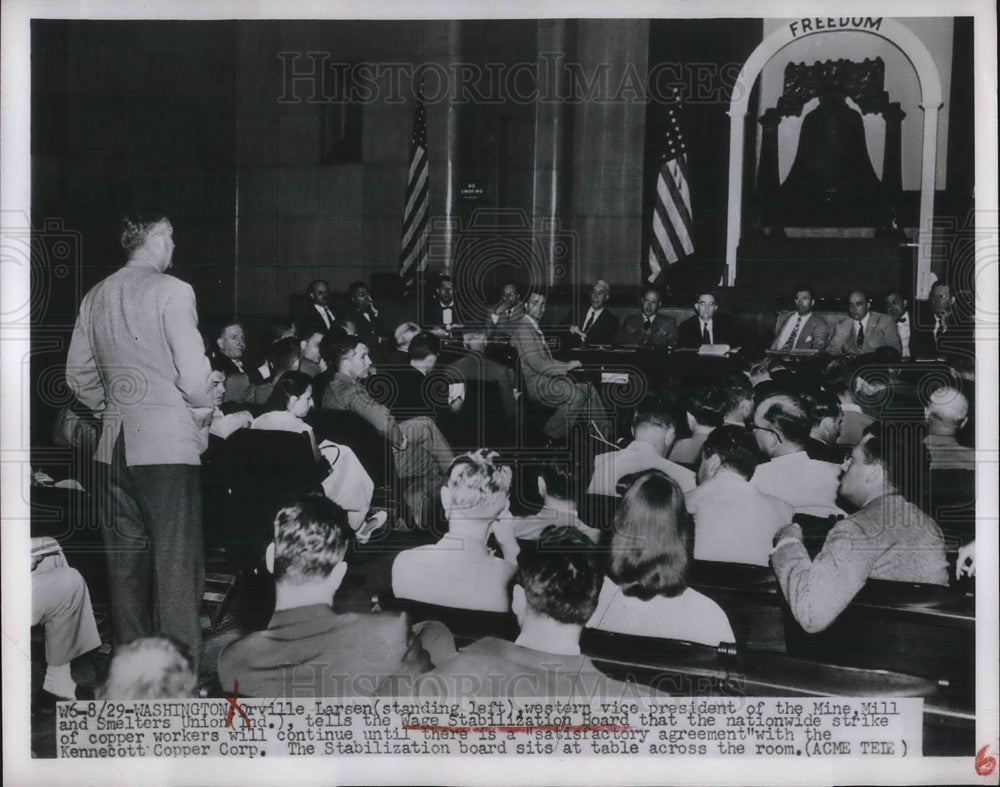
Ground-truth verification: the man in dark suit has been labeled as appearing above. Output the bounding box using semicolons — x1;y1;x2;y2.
564;280;620;347
677;291;738;348
408;526;652;699
487;281;526;339
909;280;974;361
219;495;451;697
770;286;830;352
827;289;901;356
612;288;678;348
422;274;469;333
345;280;393;349
297;279;337;337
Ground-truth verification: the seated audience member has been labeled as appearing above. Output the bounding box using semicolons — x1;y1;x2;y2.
322;336;454;527
588;397;696;496
208;370;253;439
770;286;830;352
411;526;653;700
687;427;793;567
565;280;619;347
251;317;297;381
297;279;337;337
884;290;912;358
923;386;975;470
487;281;526;339
424;274;464;332
668;380;728;465
97;636;197;700
330;317;357;337
588;471;735;646
32;538;102;700
386;332;461;419
677;291;738;348
386;321;420;367
344;280;392;348
252;337;301;405
800;387;846;464
447;327;517;422
220;496;451;697
209;320;254;403
252;371;378;535
511;292;610;442
392;450;516;612
910;280;975;361
612;288;677;348
826;289;901;356
822;359;875;447
298;327;327;377
720;373;755;426
771;426;949;633
496;462;601;557
750;393;843;516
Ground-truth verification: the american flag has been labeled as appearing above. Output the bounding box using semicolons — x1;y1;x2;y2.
647;95;694;283
399;86;430;281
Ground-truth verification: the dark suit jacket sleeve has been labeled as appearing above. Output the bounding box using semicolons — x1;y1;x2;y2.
612;315;639;346
676;316;700;348
588;311;620;344
654;315;679;347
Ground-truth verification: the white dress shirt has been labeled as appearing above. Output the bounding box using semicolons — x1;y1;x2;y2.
687;470;794;566
896;312;910;357
587;440;697;497
776;312;811;349
751;451;844;517
701;319;714;344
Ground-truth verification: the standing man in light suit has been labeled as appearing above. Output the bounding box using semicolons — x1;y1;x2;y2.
511;292;608;441
66;213;214;664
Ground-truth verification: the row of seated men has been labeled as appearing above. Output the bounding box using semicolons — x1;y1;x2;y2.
39;362;976;702
285;274;973;356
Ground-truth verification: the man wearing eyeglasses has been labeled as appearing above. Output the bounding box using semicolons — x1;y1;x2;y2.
770;426;948;633
677;291;738;348
749;393;843;517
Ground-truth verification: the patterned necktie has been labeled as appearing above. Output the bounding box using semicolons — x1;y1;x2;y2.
855;321;865;349
702;322;711;344
782;316;803;352
582;310;595;333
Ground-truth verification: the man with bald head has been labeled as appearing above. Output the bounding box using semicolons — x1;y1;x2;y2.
826;289;900;355
923;387;975;470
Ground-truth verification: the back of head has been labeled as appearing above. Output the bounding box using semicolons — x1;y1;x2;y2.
272;495;352;585
632;396;679;435
801;386;842;425
926;386;968;431
538;461;575;502
859;421;930;503
263;369;312;412
756;393;813;447
516;526;602;624
394;322;420;350
97;636;196;700
264;316;296;346
610;471;691;600
120;212;168;254
684;380;729;427
720;373;753;415
267;336;302;375
700;425;764;480
408;332;441;362
445;449;513;518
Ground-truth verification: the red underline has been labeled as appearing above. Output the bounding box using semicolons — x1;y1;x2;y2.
403;724;632;734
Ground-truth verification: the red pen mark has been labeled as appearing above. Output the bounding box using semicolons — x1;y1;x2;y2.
224;679;251;730
975;745;996;776
403;724;631;734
